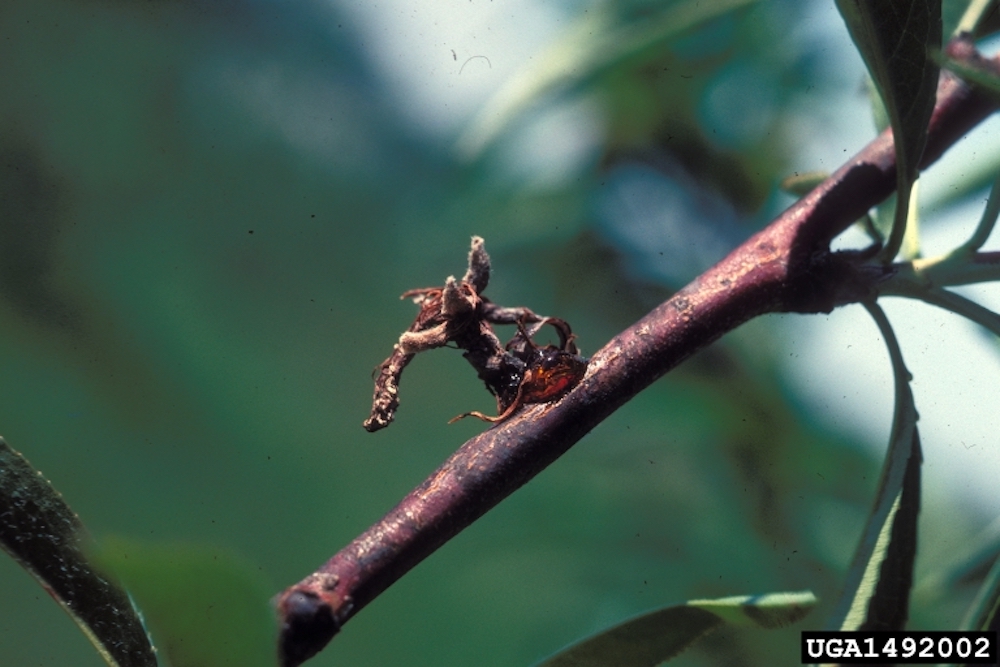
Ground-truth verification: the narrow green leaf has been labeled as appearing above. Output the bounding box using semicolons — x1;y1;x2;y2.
959;551;1000;632
0;437;157;667
538;591;815;667
857;430;922;631
830;303;922;631
93;539;277;667
456;0;756;158
953;0;997;35
836;0;942;262
865;74;891;133
539;606;720;667
687;591;818;629
949;541;1000;667
956;168;1000;254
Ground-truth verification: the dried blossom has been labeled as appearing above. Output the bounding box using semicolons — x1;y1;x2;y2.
363;236;587;432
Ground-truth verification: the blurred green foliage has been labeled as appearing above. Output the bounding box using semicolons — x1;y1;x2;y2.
540;591;816;666
0;0;992;665
93;538;275;667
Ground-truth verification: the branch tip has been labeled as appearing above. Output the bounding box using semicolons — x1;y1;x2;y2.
277;590;339;667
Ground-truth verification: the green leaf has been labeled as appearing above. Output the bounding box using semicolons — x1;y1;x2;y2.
835;0;942;262
959;549;1000;633
865;73;891;133
956;168;1000;254
0;437;157;667
93;539;276;667
538;591;816;667
830;303;922;631
952;0;998;35
855;429;922;631
687;591;818;629
952;536;1000;666
456;0;756;158
940;53;1000;97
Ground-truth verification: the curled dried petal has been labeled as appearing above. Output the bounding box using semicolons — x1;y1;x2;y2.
441;277;476;317
398;324;450;355
463;235;490;293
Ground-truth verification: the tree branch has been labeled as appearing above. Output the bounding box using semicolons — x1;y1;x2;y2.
276;42;1000;667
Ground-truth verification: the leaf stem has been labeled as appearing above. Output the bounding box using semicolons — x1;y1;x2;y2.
879;252;1000;336
860;212;883;244
956;169;1000;254
954;0;996;36
905;251;1000;286
862;301;915;438
878;182;918;264
904;285;1000;337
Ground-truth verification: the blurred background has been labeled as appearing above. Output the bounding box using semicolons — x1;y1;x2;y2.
1;0;999;665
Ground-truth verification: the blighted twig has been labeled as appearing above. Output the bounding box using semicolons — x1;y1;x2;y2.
277;40;1000;667
364;237;587;431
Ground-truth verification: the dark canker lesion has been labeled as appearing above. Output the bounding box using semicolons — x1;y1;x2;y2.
363;237;588;432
